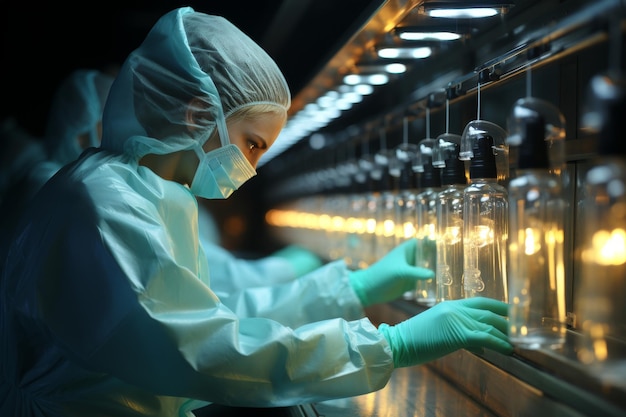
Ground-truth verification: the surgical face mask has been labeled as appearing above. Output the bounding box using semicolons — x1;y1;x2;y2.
190;143;257;199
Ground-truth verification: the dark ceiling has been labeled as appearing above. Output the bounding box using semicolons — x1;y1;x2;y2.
1;0;384;137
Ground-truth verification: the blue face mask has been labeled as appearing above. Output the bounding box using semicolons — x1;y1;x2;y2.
190;143;257;199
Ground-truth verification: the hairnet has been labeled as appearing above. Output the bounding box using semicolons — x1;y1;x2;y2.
100;7;291;159
44;69;114;164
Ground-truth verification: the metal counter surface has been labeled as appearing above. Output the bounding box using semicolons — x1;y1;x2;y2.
194;365;500;417
311;365;498;417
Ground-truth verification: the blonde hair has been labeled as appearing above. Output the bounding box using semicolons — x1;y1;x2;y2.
227;103;287;124
204;103;287;147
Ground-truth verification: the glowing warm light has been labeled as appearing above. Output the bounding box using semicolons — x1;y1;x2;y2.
523;227;541;255
382;219;396;237
441;226;462;245
318;214;331;231
470;225;494;248
426;223;436;240
403;222;417;239
579;321;610;363
583;228;626;265
354;218;366;234
345;217;357;233
331;215;345;232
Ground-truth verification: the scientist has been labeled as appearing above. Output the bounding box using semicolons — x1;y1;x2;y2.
0;7;513;417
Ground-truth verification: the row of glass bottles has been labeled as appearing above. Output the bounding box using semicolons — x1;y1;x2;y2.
265;70;625;380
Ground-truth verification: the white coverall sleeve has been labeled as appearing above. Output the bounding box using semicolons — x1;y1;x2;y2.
203;242;301;295
215;260;366;327
38;178;394;408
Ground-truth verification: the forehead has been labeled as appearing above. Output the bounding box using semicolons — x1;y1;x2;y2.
230;111;286;135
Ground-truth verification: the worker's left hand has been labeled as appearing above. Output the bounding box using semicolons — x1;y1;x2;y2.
271;244;323;277
349;238;434;307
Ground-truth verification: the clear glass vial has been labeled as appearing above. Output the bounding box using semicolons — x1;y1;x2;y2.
461;120;509;302
506;98;567;350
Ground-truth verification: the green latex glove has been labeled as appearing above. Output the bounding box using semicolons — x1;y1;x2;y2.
271;244;324;277
349;238;435;307
378;297;514;368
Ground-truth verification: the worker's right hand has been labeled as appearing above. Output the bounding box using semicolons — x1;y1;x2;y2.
378;297;513;368
271;244;323;277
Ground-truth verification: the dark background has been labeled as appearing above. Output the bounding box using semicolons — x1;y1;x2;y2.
1;0;384;137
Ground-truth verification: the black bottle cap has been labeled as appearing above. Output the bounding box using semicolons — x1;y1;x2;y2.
394;161;414;190
468;134;498;179
598;80;626;156
517;114;549;169
418;160;441;188
441;154;467;185
372;165;392;191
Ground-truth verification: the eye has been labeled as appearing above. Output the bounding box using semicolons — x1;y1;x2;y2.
247;139;264;152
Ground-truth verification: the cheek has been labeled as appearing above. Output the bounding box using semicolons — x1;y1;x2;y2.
233;143;258;168
245;152;261;169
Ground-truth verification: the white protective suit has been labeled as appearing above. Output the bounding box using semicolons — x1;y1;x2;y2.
198;204;324;297
0;7;393;417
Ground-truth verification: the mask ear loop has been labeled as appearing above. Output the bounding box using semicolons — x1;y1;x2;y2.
201;74;231;149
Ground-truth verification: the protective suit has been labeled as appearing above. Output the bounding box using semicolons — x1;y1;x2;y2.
0;117;46;206
0;7;394;417
31;68;115;187
0;118;47;265
0;70;114;279
198;203;324;297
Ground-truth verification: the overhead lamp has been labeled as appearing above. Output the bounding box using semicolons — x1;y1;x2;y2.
419;1;513;19
343;73;389;86
385;63;407;73
399;31;461;41
377;46;432;59
394;23;476;41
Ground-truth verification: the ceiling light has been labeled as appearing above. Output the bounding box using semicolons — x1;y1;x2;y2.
419;2;513;19
385;63;407;73
343;73;390;86
353;84;374;95
378;46;432;59
368;74;389;85
343;74;362;85
399;31;461;41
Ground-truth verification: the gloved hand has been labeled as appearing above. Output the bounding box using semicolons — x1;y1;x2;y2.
270;244;324;277
378;297;514;368
349;238;434;307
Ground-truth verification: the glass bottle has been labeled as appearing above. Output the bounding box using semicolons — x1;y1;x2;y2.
414;137;441;306
393;145;419;247
393;118;419;249
373;148;398;261
507;98;567;350
360;154;379;268
345;158;369;270
461;120;509;302
576;73;626;382
434;133;467;302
